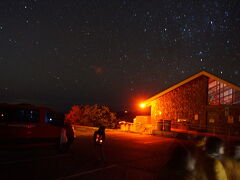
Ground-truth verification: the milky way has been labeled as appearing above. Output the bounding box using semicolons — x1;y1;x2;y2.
0;0;239;111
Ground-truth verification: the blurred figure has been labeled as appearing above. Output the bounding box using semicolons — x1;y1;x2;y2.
193;135;207;160
195;136;227;180
233;142;240;178
221;141;240;180
234;142;240;160
195;135;207;151
93;126;106;162
157;145;196;180
64;122;75;147
58;122;75;153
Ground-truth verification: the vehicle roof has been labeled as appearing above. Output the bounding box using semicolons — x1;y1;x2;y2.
0;103;56;112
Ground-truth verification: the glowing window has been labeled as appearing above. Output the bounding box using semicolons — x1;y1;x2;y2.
208;79;240;105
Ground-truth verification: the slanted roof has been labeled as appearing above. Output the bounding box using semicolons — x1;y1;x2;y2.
142;71;240;106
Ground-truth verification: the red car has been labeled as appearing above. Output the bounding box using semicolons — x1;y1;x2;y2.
0;103;74;150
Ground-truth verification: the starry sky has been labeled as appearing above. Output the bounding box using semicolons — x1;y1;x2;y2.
0;0;239;112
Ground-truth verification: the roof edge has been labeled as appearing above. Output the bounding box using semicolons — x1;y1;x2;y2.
143;71;240;106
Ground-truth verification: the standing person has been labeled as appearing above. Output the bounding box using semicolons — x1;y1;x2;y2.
221;141;240;180
157;145;196;180
232;142;240;178
93;126;106;162
195;135;207;151
233;141;240;160
193;135;207;161
65;122;75;146
195;136;227;180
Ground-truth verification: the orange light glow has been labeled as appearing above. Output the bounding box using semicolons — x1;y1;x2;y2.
119;121;126;124
140;103;146;108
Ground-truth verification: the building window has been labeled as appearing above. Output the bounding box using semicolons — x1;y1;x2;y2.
208;78;240;105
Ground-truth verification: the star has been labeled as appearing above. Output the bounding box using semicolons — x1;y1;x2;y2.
0;0;238;112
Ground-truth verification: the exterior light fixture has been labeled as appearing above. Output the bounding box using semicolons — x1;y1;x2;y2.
140;103;146;108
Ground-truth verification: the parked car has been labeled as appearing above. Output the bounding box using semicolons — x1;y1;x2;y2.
0;103;74;151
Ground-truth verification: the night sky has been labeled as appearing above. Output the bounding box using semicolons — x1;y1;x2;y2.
0;0;239;112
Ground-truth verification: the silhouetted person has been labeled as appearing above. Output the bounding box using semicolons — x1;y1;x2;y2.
193;135;207;161
195;136;227;180
234;141;240;161
232;142;240;178
221;141;240;180
195;135;207;151
64;122;75;148
93;126;106;162
157;145;196;180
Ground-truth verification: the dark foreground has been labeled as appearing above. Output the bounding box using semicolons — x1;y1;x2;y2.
0;129;193;180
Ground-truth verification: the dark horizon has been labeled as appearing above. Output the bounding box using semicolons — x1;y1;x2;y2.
1;69;239;113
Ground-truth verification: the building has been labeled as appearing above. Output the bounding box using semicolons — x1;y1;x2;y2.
141;71;240;135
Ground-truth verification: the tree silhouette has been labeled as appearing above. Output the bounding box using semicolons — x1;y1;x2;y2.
65;104;117;128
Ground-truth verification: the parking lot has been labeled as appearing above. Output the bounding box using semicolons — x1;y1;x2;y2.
0;129;192;180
